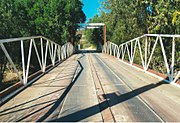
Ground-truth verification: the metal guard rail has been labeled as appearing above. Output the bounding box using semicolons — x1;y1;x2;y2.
0;36;74;85
102;34;180;84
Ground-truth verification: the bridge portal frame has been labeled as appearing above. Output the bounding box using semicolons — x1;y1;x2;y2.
78;23;106;45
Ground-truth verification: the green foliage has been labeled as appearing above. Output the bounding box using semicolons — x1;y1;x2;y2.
98;0;180;44
0;0;86;44
0;0;85;86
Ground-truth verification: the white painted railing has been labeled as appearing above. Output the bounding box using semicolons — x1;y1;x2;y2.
0;36;74;85
103;34;180;83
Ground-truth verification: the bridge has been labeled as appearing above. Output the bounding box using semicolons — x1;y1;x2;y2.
0;34;180;122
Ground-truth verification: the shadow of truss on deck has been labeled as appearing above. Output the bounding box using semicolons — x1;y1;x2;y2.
49;81;166;122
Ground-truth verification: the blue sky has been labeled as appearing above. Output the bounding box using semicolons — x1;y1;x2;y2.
82;0;103;22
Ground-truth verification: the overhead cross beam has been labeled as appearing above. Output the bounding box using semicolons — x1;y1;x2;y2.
85;23;105;26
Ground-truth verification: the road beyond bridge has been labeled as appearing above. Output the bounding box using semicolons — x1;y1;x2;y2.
0;52;180;122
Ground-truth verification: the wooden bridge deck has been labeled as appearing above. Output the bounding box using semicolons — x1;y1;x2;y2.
0;53;180;122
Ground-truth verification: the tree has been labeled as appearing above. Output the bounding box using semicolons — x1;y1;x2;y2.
98;0;180;44
0;0;86;44
0;0;86;86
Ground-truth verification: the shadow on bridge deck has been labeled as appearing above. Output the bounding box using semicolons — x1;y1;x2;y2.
35;60;84;122
0;54;84;122
49;81;166;122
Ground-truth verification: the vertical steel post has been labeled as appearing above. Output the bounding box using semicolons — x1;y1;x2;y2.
145;36;148;70
44;40;49;72
171;37;175;82
63;45;65;59
58;46;61;62
114;45;116;57
104;25;106;45
51;42;54;60
21;40;26;84
25;39;33;83
131;41;133;64
41;38;44;72
53;44;57;66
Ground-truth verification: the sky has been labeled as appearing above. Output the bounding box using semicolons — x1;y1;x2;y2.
82;0;103;22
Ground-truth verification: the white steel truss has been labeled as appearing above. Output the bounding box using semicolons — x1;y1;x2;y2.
102;34;180;83
0;36;74;85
